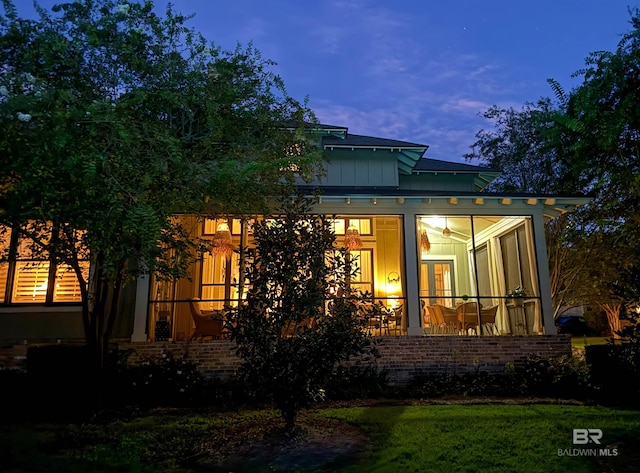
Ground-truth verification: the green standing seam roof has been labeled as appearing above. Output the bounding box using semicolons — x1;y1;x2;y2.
319;125;500;190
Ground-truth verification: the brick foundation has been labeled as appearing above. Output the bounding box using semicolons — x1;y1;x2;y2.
1;335;572;385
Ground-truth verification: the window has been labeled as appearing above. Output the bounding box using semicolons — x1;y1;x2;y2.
500;225;535;297
0;225;89;304
347;249;374;295
329;218;372;236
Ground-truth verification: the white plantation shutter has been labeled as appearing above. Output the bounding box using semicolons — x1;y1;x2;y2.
53;262;88;302
0;263;7;303
12;262;50;303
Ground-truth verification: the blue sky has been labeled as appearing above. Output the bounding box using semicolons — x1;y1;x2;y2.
16;1;638;162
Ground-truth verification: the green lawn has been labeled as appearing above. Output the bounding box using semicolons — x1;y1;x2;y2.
323;404;640;473
2;403;639;472
571;336;609;351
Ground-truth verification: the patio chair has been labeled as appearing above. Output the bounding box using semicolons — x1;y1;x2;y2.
481;305;499;335
431;304;458;334
391;304;404;335
188;297;224;340
281;318;315;337
457;302;480;335
358;302;383;335
430;305;454;335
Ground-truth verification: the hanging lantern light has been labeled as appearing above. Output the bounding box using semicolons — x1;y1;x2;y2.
420;230;431;251
442;217;451;238
344;225;362;251
210;221;234;257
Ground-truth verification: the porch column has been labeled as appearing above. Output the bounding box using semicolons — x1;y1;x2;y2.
131;274;150;342
403;212;422;336
532;212;557;334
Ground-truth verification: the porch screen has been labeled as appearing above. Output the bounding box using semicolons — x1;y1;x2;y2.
417;215;542;334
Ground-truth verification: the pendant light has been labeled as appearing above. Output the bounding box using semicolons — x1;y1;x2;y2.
211;221;234;257
442;217;451;238
420;229;431;251
344;225;363;251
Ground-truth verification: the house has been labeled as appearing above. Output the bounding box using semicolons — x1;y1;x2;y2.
0;123;589;366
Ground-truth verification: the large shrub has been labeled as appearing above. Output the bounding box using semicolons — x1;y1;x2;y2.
229;195;378;429
515;354;590;399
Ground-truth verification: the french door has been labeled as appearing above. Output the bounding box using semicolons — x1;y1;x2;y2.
420;260;456;307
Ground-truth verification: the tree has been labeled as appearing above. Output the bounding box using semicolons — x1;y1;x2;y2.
229;195;377;430
467;9;640;332
464;99;577;194
545;8;640;332
0;0;320;394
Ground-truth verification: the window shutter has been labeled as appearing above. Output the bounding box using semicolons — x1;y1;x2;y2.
0;263;7;303
53;263;88;302
12;262;49;303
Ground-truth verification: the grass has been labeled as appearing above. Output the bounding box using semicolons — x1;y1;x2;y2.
2;403;640;472
571;336;609;351
322;404;640;473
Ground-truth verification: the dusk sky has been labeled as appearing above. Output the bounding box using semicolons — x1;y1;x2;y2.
20;1;638;163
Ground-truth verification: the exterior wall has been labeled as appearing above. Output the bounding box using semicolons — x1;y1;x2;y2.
0;283;137;344
0;335;572;386
300;149;399;187
0;309;85;342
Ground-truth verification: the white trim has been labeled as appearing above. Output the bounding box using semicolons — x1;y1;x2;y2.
131;273;150;342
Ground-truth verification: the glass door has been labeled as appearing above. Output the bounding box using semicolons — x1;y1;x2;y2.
420;260;456;307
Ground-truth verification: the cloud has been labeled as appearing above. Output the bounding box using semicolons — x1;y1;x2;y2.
237;17;269;42
311;98;490;163
310;25;348;55
270;0;535;161
469;64;498;77
441;98;490;114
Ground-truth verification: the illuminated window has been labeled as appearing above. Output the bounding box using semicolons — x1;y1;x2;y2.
329;217;372;236
0;225;89;304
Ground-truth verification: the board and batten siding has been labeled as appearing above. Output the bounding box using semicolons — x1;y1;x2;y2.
303;149;400;187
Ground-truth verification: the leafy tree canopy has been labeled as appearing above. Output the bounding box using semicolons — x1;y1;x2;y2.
0;0;321;372
464;98;576;194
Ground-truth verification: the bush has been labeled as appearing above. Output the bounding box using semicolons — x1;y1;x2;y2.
228;196;378;429
514;354;590;399
323;364;391;400
0;369;30;420
406;373;453;398
405;354;591;400
25;344;97;420
113;350;208;409
586;342;640;406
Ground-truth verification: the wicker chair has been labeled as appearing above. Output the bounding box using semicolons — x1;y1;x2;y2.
440;305;460;334
188;298;224;340
481;305;499;335
457;302;480;335
427;305;445;334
